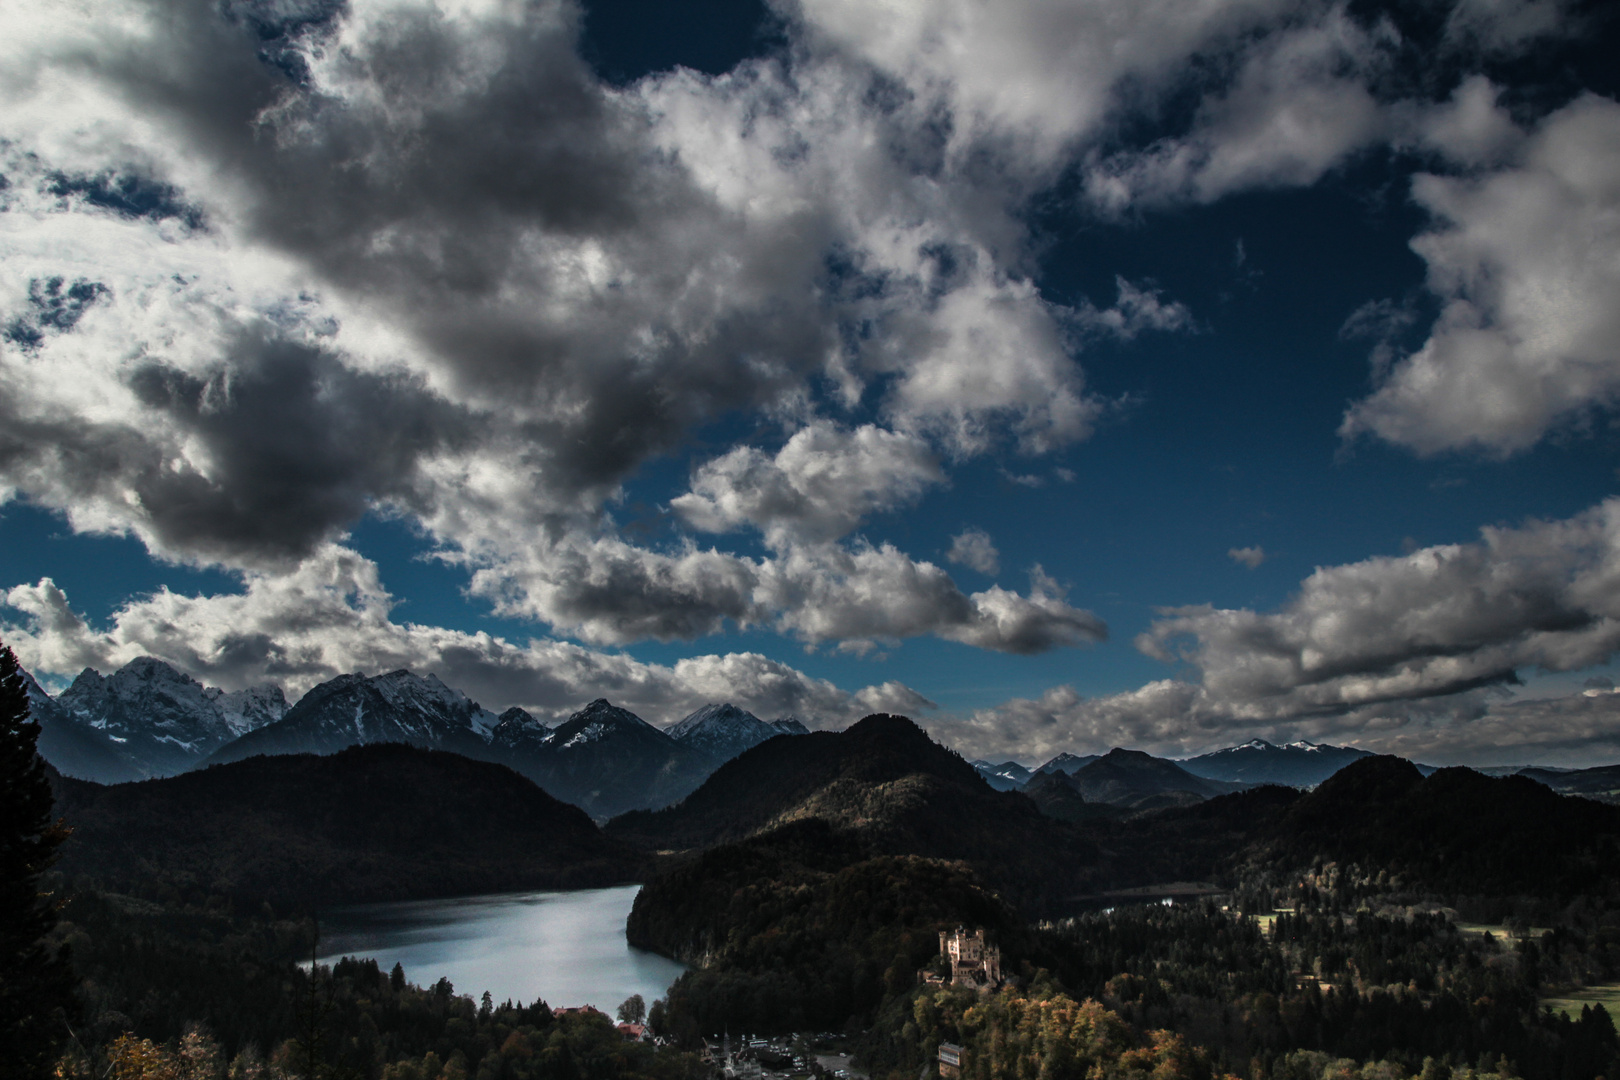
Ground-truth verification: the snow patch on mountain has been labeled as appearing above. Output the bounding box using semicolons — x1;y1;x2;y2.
55;656;285;777
666;702;802;764
563;721;609;749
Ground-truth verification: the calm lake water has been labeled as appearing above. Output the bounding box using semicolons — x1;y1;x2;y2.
315;884;686;1010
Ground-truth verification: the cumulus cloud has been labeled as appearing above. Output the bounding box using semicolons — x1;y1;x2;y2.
671;422;944;547
1143;498;1620;719
1443;0;1578;53
0;547;918;726
790;0;1295;168
444;527;1106;655
1084;6;1394;212
1228;546;1267;568
948;680;1207;762
946;528;1000;576
1073;278;1195;340
1343;95;1620;455
1399;75;1523;167
0;0;1191;651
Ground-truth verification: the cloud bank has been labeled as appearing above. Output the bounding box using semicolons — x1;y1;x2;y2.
0;546;928;726
949;497;1620;763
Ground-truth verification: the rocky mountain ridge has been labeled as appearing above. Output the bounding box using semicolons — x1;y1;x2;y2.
55;657;286;779
205;669;499;768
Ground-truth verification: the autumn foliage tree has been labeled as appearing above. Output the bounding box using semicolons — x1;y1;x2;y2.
0;642;75;1077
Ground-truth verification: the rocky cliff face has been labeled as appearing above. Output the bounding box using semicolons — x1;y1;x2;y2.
56;657;286;777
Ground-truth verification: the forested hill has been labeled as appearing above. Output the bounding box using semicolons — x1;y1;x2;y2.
48;743;648;910
608;713;1031;848
605;713;1096;909
1258;754;1620;898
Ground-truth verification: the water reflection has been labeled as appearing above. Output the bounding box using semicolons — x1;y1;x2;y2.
316;884;685;1010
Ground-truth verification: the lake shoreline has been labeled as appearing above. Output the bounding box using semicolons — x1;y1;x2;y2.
313;883;687;1010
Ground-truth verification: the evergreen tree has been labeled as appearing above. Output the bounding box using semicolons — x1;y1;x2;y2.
0;642;75;1077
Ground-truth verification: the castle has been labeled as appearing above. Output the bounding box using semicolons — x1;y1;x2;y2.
921;926;1003;989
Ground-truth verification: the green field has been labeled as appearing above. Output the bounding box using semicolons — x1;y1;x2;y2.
1254;908;1294;934
1454;922;1551;941
1540;984;1620;1020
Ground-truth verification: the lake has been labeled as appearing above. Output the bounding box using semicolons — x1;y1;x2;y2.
315;884;687;1010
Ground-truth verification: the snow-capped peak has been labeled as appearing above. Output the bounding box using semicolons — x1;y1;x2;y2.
667;702;763;739
665;702;800;764
55;656;286;777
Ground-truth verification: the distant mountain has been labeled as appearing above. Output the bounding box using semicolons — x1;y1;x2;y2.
508;698;715;820
56;657;286;777
1518;763;1620;804
24;667;142;785
49;743;646;909
769;716;810;736
666;702;800;764
972;759;1033;791
1068;747;1243;808
1180;738;1374;787
205;669;498;767
1036;751;1101;776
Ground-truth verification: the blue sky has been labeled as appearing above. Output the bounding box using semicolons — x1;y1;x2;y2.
3;0;1619;766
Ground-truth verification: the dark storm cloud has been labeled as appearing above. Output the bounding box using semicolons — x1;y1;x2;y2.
79;0;835;510
1;327;470;566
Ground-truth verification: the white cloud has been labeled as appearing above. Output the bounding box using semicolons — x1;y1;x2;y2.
1343;95;1620;455
1073;278;1196;340
671;422;944;547
1228;545;1267;568
1142;497;1620;719
445;526;1105;655
940;676;1620;768
1;0;1600;677
946;528;1000;576
1084;6;1394;211
788;0;1296;169
0;0;1179;654
947;680;1206;762
1444;0;1577;53
1400;75;1524;167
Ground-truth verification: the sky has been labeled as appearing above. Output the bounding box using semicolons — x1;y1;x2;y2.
3;0;1620;768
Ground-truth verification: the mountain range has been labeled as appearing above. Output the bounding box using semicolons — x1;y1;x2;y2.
1180;738;1376;787
969;739;1378;804
44;657;288;780
25;655;809;818
21;655;1619;822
